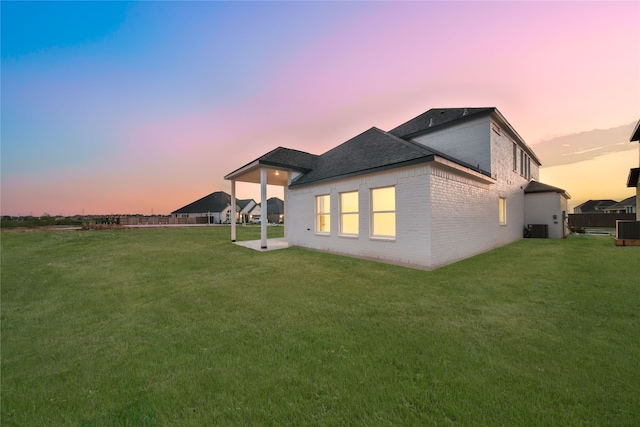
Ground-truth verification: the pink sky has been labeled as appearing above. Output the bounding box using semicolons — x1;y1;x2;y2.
2;1;639;216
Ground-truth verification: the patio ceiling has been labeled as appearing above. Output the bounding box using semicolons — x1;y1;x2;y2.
225;162;290;186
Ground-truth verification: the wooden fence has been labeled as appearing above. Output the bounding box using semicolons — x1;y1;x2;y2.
119;216;208;226
568;213;636;228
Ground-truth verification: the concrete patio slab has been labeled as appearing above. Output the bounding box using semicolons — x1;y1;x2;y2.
233;238;289;252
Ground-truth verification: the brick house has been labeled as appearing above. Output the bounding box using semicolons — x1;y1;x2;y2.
246;197;285;224
225;107;570;269
172;191;255;224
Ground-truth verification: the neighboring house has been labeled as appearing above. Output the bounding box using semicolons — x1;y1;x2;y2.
225;107;570;269
603;196;637;214
573;199;618;214
236;198;257;223
171;191;233;224
247;198;284;223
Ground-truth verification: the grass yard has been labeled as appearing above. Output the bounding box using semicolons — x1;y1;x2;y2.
1;227;639;426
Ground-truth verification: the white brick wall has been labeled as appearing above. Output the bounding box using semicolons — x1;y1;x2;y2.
428;165;495;268
287;166;432;268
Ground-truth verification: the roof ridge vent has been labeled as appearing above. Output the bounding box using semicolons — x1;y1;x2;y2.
462;107;468;116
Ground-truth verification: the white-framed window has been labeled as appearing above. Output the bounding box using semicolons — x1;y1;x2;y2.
499;197;507;224
316;194;330;234
520;149;525;176
340;191;359;236
371;186;396;238
513;143;517;171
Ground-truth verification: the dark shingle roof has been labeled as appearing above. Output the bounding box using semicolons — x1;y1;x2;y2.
267;197;284;214
604;196;636;212
524;181;570;198
172;191;230;214
290;127;441;187
258;146;318;170
389;108;495;139
226;107;534;188
574;199;618;213
253;197;284;214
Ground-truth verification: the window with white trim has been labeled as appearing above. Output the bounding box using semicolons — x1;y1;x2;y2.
513;143;517;171
499;197;507;224
371;186;396;238
316;194;330;234
340;191;359;236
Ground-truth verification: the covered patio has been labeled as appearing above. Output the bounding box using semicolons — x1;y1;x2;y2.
224;147;317;250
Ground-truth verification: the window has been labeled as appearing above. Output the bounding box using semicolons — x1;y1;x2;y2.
513;143;517;171
520;149;525;176
371;187;396;238
526;156;531;180
316;194;330;233
499;197;507;224
340;191;359;236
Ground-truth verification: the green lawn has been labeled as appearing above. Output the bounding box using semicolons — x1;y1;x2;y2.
2;227;639;426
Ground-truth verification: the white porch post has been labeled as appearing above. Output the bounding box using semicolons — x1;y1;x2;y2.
285;172;292;239
231;180;236;242
260;168;268;249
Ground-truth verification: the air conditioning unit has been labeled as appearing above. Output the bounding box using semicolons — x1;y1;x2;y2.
616;220;640;240
527;224;548;238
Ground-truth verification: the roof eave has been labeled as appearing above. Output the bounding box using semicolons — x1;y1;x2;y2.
224;159;311;182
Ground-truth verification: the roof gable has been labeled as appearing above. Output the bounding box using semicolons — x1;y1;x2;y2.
236;198;255;210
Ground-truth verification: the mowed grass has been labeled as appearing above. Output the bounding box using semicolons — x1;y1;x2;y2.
1;227;639;426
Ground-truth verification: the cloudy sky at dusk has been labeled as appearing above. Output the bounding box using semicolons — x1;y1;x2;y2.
2;1;639;216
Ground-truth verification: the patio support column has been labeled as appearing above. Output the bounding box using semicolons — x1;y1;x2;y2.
260;167;267;249
230;180;236;242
